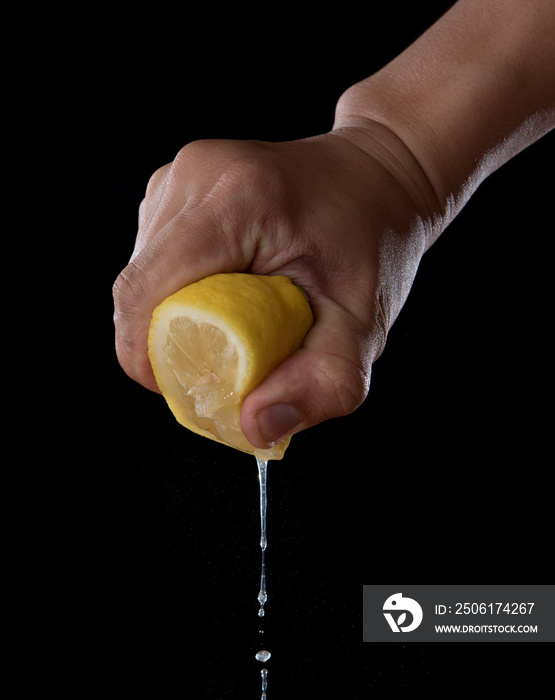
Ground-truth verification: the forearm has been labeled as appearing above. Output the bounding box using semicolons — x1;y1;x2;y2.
334;0;555;231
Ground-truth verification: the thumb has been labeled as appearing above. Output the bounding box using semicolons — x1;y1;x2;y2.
240;301;382;449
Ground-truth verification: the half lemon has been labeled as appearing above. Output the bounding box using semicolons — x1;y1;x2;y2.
148;273;313;460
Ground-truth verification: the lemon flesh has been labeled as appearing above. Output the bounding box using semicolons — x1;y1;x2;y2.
148;273;313;460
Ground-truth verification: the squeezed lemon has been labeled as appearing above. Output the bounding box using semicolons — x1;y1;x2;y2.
148;273;313;460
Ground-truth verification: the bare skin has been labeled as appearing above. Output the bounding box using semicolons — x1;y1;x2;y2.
113;0;554;450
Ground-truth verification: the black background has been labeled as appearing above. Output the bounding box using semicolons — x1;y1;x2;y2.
100;2;553;696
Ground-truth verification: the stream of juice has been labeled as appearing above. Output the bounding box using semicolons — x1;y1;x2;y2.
255;457;270;699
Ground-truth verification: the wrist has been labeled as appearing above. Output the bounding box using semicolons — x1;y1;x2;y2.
331;106;446;249
333;0;555;233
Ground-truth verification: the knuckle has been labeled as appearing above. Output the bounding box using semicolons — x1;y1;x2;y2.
139;163;172;232
175;138;214;161
177;140;282;198
112;262;155;387
145;163;171;199
172;139;220;177
312;351;370;418
112;260;151;335
372;289;391;361
138;197;147;226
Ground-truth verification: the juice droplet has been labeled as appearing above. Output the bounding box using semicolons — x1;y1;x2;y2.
258;588;267;606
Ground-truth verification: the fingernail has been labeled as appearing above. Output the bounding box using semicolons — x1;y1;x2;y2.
257;403;302;445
